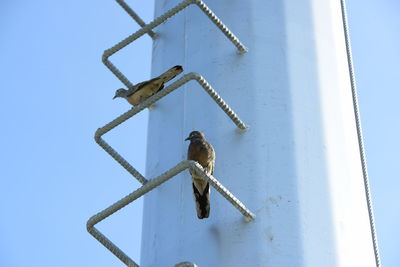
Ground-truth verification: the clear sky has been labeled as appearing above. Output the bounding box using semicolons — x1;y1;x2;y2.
0;0;398;266
347;0;400;265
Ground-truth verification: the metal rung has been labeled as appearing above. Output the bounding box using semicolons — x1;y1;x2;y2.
95;72;249;185
104;0;248;89
87;160;256;267
115;0;156;39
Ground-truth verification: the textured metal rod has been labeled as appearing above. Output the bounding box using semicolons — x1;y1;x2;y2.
115;0;156;39
193;0;248;54
103;0;248;89
191;73;248;130
87;160;255;266
95;135;148;184
175;262;198;267
87;226;138;267
340;0;380;265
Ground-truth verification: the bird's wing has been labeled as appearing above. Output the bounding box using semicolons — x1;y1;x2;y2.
125;83;142;96
205;142;215;175
187;139;212;219
127;65;182;96
126;77;160;96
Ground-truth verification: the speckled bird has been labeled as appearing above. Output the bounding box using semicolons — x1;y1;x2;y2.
113;65;183;106
185;131;215;219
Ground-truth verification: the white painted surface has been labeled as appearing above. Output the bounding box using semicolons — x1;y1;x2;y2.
141;0;376;266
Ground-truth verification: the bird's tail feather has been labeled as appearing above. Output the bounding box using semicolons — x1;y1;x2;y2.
192;182;210;219
158;65;183;83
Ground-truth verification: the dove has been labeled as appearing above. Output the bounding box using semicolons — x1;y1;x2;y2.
113;65;183;106
186;131;215;219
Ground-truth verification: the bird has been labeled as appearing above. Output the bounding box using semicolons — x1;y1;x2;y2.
113;65;183;106
185;131;215;219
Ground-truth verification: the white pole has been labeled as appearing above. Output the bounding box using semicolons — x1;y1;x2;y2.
141;0;377;266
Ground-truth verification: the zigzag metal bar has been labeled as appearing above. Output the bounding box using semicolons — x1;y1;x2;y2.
103;0;248;89
87;160;256;267
115;0;156;39
95;72;248;184
87;226;137;267
95;132;148;184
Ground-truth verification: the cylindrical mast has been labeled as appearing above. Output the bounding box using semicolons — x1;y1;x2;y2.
141;0;377;266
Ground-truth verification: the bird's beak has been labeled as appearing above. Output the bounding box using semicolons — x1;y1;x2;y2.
185;136;190;141
113;94;117;100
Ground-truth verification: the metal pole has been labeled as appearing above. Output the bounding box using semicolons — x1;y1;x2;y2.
141;0;378;266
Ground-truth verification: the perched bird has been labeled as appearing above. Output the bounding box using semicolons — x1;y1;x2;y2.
186;131;215;219
113;65;183;106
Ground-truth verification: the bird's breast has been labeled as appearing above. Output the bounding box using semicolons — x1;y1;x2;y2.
188;142;212;167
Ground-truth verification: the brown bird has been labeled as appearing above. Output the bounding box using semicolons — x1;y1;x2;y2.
185;131;215;219
113;65;183;106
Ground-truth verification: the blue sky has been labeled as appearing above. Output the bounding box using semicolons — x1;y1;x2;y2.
0;0;398;266
347;0;400;265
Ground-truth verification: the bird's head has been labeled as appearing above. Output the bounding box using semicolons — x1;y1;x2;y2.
185;131;205;141
113;88;127;99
